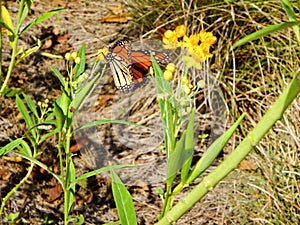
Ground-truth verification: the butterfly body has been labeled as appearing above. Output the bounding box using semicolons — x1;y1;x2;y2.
104;40;169;92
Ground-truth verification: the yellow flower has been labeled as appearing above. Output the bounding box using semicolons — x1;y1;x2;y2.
199;30;217;45
181;76;189;85
163;70;173;81
175;25;186;38
71;52;78;60
182;84;191;94
188;33;200;46
65;52;71;60
96;48;109;62
165;63;176;73
164;30;175;39
75;57;81;64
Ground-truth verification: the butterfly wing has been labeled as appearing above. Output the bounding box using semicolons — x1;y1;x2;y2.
105;40;169;91
131;50;169;85
105;40;134;91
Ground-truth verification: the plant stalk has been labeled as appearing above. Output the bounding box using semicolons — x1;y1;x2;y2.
0;0;25;95
0;162;35;216
156;72;300;225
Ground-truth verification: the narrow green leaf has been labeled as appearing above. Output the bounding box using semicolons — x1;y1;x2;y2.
180;109;195;182
21;8;65;34
22;93;38;119
74;44;86;79
71;66;104;110
15;151;62;184
75;119;144;132
233;21;300;49
0;138;23;157
71;164;137;187
54;102;65;131
16;95;36;138
39;127;59;144
17;2;29;31
186;113;246;184
67;158;76;214
110;167;137;225
281;0;300;44
51;66;65;88
152;54;172;95
19;139;32;157
1;88;23;97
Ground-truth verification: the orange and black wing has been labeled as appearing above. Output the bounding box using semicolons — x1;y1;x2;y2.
130;50;169;85
105;40;134;91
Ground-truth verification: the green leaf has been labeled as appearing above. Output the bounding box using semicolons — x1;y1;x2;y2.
74;44;86;80
6;212;21;224
71;65;105;110
23;93;39;119
20;8;65;34
67;158;76;214
75;119;145;132
110;166;137;225
1;5;15;46
17;2;29;31
70;164;137;187
281;0;300;44
233;21;300;49
166;109;194;185
54;102;65;131
56;91;71;116
180;109;195;182
19;139;32;157
1;88;23;97
0;138;23;157
51;66;66;88
39;128;59;144
186;113;246;184
16;95;36;138
15;151;62;183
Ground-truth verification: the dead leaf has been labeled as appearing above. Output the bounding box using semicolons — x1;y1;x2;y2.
52;0;66;7
57;34;71;44
239;160;256;170
100;13;132;23
45;184;63;202
100;5;132;23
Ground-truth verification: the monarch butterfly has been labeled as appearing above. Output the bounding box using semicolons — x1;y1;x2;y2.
104;40;169;92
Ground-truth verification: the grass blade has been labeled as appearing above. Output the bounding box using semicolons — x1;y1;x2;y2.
233;21;300;49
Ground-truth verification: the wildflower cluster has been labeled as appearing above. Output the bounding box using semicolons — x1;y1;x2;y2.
163;25;217;64
65;51;81;64
64;51;87;91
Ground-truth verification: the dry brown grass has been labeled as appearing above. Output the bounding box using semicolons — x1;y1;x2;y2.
126;0;300;224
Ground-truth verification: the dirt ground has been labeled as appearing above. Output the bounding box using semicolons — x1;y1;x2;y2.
0;1;236;224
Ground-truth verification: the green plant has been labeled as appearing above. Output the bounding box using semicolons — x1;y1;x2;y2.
0;0;64;96
108;8;300;223
0;45;138;224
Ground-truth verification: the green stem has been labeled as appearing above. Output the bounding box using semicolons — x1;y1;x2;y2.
0;162;35;217
155;73;300;225
63;125;72;225
0;0;25;95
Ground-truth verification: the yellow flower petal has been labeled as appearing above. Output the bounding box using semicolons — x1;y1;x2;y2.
175;25;186;38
